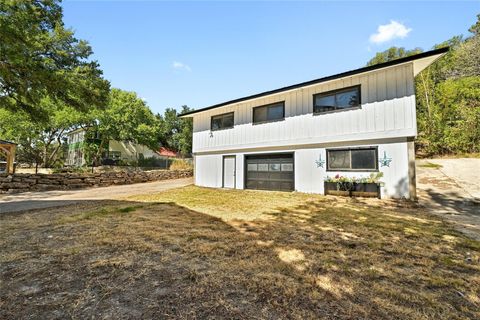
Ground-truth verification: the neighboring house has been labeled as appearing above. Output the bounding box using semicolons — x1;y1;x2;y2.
65;128;163;167
157;147;179;158
180;48;448;199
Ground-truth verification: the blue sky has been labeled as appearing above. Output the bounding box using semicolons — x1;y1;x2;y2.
63;1;478;114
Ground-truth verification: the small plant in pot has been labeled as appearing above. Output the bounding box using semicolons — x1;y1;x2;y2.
324;174;356;191
324;172;383;198
365;172;384;192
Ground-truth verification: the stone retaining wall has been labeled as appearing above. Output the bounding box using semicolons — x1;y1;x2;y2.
0;169;193;194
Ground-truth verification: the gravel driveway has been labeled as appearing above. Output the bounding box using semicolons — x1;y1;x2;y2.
0;177;193;214
417;158;480;240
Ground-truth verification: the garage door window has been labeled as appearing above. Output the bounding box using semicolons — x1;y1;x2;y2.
269;164;281;171
327;147;378;171
258;163;268;171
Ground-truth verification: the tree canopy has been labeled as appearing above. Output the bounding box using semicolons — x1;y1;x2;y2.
0;1;193;168
82;88;162;166
366;46;423;66
367;15;480;156
0;0;110;118
157;106;193;157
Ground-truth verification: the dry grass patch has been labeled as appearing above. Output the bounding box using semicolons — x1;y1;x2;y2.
1;187;479;319
128;185;329;221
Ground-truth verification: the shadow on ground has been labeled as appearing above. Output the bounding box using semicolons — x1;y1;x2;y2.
1;198;479;319
422;188;480;216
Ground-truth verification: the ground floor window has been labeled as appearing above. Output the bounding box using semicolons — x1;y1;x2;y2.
326;147;378;171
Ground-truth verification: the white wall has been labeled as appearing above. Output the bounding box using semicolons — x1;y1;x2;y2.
191;63;416;153
194;139;412;199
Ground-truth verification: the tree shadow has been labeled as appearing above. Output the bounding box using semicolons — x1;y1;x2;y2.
1;198;479;319
421;188;480;216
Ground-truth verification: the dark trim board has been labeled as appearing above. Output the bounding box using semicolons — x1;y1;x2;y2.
180;47;449;117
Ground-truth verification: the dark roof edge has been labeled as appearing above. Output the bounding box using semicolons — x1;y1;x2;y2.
180;47;449;117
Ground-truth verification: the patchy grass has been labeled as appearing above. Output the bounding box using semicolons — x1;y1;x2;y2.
128;185;329;221
1;188;479;319
418;161;443;169
57;204;143;223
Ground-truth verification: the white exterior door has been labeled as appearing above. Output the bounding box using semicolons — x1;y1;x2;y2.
223;156;236;188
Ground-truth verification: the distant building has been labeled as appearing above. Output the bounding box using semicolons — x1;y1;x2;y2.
65;128;169;167
157;147;179;158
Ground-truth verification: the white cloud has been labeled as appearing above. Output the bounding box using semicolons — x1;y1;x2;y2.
369;20;412;44
172;61;191;72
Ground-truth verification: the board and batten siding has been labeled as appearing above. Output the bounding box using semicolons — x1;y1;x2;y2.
194;138;412;198
192;64;416;154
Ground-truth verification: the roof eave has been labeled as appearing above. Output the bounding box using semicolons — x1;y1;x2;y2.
180;47;449;118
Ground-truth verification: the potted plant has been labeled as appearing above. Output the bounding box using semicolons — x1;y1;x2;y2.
324;172;383;198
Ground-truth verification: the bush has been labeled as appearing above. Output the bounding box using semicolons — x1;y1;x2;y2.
170;159;193;170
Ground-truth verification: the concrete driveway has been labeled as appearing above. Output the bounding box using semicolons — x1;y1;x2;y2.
417;158;480;240
0;177;193;214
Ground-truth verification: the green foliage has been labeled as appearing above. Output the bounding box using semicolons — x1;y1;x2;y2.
368;15;480;157
0;0;110;118
0;1;192;169
157;105;193;156
83;88;161;166
436;77;480;153
0;98;85;167
366;47;423;66
324;172;384;184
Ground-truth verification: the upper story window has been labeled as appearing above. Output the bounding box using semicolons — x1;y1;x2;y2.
327;147;378;171
211;112;234;131
253;102;285;124
313;85;361;114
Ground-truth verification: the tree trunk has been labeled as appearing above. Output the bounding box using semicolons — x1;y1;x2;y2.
46;129;65;166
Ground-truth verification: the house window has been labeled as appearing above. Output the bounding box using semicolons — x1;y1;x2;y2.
313;85;360;114
211;112;234;131
253;102;285;124
327;147;377;171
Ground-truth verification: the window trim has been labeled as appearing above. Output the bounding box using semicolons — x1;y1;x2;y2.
326;146;378;172
252;101;285;125
210;112;234;131
313;85;361;115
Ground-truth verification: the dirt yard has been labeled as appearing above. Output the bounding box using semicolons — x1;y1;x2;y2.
1;186;479;319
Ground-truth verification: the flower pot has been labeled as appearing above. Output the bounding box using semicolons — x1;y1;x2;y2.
324;182;380;198
364;183;379;193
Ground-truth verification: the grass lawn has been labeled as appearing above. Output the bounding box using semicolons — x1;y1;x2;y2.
1;186;479;319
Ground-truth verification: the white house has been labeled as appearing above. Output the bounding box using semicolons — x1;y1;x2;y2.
180;48;448;199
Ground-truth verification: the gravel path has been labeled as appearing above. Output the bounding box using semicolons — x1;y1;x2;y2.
0;177;193;214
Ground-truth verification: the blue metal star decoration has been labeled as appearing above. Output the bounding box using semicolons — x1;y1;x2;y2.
379;151;392;167
315;153;325;168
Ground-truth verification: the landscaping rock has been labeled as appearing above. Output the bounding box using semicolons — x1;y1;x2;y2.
0;169;192;194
